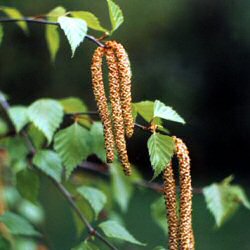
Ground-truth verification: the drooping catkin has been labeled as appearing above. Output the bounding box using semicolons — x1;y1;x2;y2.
105;43;131;175
91;47;115;163
110;41;134;138
163;161;179;250
173;136;194;250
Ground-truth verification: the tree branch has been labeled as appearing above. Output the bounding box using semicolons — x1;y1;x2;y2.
0;17;105;47
0;91;118;250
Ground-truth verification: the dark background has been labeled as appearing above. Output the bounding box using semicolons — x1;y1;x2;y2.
0;0;250;249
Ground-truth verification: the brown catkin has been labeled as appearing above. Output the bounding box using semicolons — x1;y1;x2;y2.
173;136;194;250
111;41;134;138
163;161;179;250
105;42;131;175
91;47;115;163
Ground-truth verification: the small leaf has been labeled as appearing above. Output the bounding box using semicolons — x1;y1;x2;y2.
133;101;154;122
203;176;250;227
71;11;108;33
107;0;124;33
58;16;88;57
47;6;66;18
16;168;39;203
154;100;185;124
147;133;175;178
0;6;28;33
151;197;168;235
153;247;167;250
28;99;63;143
99;220;145;246
0;212;40;236
27;124;46;150
54;123;90;178
46;26;60;62
110;162;133;212
8;106;29;132
33;150;63;183
77;186;107;219
72;241;99;250
60;97;87;113
0;24;3;45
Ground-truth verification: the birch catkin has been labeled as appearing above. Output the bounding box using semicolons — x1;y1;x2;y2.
163;161;179;250
105;42;131;175
173;136;194;250
111;41;134;138
91;47;115;163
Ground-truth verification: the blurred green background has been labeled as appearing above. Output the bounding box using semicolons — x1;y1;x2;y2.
0;0;250;249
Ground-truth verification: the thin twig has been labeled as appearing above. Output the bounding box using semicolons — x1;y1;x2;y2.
0;17;105;47
0;91;118;250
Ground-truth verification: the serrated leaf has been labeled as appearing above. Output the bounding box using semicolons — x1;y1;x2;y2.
27;124;46;150
203;176;250;227
60;97;87;113
0;6;28;33
0;24;3;45
28;99;63;143
72;241;99;250
151;197;168;235
0;212;40;236
33;150;63;182
99;220;145;246
110;162;133;212
154;100;185;124
147;133;174;179
58;16;88;57
8;106;29;132
77;186;107;219
71;11;108;33
54;123;90;178
107;0;124;33
16;168;39;203
133;101;154;122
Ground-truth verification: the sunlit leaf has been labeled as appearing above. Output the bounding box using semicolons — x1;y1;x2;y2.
71;11;108;33
28;99;63;143
0;6;28;33
99;220;145;246
106;0;124;33
147;133;174;179
60;97;87;113
154;100;185;124
47;6;66;19
16;168;39;203
33;150;63;182
58;16;88;57
27;124;46;150
203;176;250;227
0;24;3;45
54;123;91;178
0;212;40;236
8;106;29;132
77;186;107;219
133;101;154;122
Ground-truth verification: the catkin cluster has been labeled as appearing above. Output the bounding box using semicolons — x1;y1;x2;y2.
91;41;134;175
163;137;195;250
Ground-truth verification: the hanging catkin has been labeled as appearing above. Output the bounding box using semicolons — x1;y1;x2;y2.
105;42;131;175
163;161;179;250
110;41;134;138
173;136;194;250
91;47;115;163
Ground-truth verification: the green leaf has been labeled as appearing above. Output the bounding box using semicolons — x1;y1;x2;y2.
133;101;154;122
33;150;63;183
147;133;174;178
0;117;8;135
47;6;66;19
154;100;185;124
54;123;90;178
28;99;63;143
89;122;106;162
0;24;3;45
16;168;39;203
77;186;107;219
27;124;46;150
110;162;133;212
8;106;29;132
153;247;167;250
0;212;40;236
71;11;108;33
151;197;168;235
60;97;87;113
203;176;250;227
58;16;88;57
0;6;28;33
72;241;99;250
99;220;145;246
107;0;124;33
46;25;60;62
